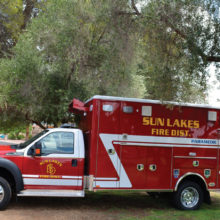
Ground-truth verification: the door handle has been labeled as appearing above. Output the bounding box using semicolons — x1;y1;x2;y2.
137;164;144;171
108;149;115;155
149;164;157;171
72;159;78;167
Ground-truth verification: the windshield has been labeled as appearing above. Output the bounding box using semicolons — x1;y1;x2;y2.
18;129;49;149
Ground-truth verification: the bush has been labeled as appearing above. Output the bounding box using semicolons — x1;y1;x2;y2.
1;124;31;140
8;132;25;140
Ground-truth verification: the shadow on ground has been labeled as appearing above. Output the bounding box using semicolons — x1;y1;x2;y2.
10;191;173;211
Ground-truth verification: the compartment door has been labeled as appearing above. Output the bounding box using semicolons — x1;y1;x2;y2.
95;101;121;189
119;101;172;189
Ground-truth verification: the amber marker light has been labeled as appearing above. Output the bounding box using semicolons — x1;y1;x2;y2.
35;149;41;155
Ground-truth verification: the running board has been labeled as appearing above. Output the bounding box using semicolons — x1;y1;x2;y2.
17;190;85;197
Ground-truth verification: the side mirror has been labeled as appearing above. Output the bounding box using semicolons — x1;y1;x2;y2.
33;142;42;156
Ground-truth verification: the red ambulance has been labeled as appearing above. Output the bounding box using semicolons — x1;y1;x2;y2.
0;95;219;210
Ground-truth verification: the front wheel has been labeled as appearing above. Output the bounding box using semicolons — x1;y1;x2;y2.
0;177;12;210
173;181;203;210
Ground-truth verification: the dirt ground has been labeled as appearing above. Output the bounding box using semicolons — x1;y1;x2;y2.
0;191;164;220
0;196;107;220
0;191;141;220
0;191;220;220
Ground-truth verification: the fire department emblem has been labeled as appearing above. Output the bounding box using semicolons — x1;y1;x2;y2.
47;163;56;175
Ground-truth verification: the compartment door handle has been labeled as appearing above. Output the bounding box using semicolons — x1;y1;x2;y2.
149;164;157;171
137;164;144;171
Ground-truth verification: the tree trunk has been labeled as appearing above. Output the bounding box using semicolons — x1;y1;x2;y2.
25;124;30;140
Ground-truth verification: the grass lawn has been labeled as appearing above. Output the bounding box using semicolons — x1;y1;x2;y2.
85;191;220;220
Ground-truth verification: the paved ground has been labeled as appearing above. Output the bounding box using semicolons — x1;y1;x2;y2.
0;141;14;145
0;140;24;145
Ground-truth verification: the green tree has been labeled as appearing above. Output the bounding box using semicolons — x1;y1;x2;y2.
0;0;219;130
135;0;219;101
0;0;145;128
0;0;37;57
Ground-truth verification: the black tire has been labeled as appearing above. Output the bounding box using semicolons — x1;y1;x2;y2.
0;177;12;210
173;181;203;210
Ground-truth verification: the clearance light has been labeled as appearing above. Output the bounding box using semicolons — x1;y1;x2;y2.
142;106;152;116
208;111;217;121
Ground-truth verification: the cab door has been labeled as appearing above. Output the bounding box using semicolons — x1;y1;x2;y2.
22;130;84;191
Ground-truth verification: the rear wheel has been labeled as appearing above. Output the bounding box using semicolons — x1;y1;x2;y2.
0;177;12;210
173;181;203;210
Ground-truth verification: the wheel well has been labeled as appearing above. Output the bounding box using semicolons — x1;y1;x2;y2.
0;167;16;193
176;174;207;193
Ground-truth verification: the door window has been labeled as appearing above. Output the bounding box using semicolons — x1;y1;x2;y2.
39;132;74;155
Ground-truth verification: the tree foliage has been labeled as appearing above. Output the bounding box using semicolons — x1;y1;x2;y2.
0;0;37;57
0;0;219;128
0;0;145;128
136;0;219;102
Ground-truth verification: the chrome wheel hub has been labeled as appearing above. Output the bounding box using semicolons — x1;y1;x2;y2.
0;185;4;202
181;187;199;208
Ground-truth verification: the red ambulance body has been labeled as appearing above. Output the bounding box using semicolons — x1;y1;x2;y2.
0;95;219;210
